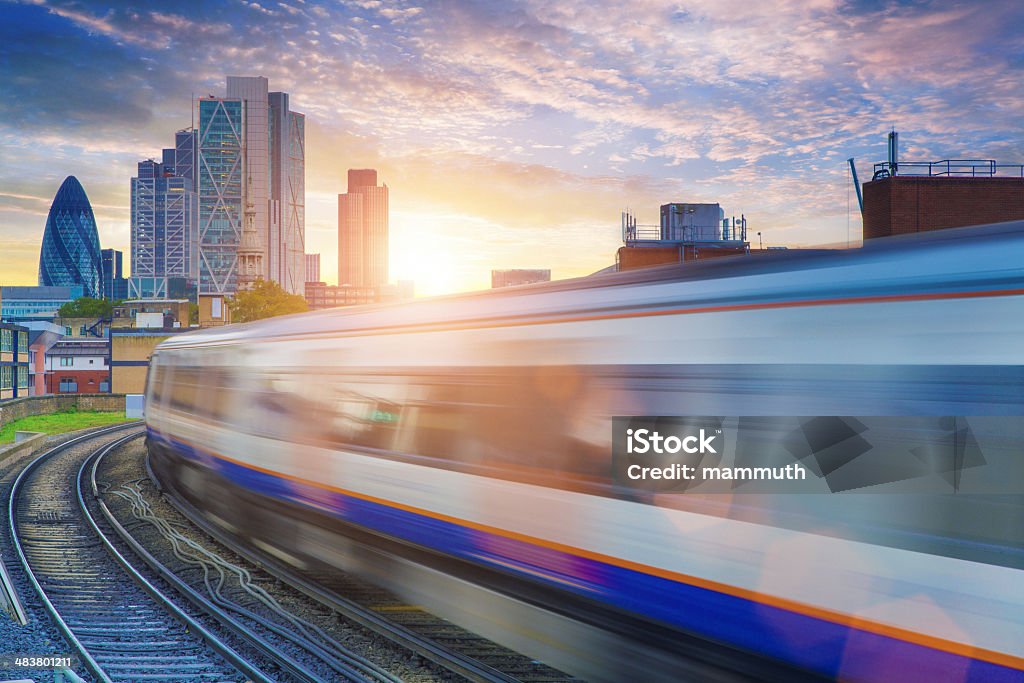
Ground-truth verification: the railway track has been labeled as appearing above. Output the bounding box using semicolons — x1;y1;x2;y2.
11;425;419;683
8;424;262;682
140;449;579;683
6;423;573;683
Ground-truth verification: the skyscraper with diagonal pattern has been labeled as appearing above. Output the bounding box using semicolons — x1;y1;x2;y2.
38;176;102;298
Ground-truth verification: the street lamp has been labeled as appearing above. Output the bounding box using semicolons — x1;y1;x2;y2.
757;232;763;250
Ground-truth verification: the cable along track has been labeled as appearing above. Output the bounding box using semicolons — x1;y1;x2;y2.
8;426;264;683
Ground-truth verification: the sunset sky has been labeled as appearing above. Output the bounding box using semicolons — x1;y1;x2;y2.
2;0;1022;295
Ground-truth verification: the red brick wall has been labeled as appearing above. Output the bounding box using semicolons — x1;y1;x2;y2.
45;369;110;394
617;246;682;270
863;176;1024;239
683;245;748;261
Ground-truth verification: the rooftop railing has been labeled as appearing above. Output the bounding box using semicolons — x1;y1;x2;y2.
873;159;1024;179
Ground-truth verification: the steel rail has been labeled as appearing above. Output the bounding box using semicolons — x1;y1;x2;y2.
78;433;276;683
8;423;266;683
91;437;371;683
147;451;525;683
6;422;144;681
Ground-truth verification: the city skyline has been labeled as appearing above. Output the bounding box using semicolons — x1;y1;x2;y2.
2;0;1023;296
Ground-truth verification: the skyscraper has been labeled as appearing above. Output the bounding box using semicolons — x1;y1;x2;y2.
101;248;128;299
269;91;306;293
196;95;245;295
193;78;305;296
129;136;198;299
338;169;388;287
39;176;102;298
304;253;321;283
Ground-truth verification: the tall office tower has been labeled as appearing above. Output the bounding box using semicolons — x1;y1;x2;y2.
194;77;305;296
39;176;102;298
101;248;128;299
338;169;389;287
174;129;197;187
304;253;320;283
196;95;244;295
129;154;198;299
269;91;306;293
226;76;269;292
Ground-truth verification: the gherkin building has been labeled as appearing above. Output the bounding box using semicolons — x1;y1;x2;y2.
38;176;102;298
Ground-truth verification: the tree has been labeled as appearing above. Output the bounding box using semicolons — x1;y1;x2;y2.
228;278;308;323
58;297;116;319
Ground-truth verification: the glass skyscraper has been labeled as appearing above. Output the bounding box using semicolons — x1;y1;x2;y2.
129;131;199;299
197;97;245;295
194;77;305;296
101;248;128;300
38;176;102;298
269;91;306;293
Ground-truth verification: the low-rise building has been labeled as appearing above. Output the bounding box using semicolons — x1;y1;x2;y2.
112;299;190;329
24;322;64;396
617;205;750;271
110;329;190;394
55;316;110;338
1;322;31;400
44;339;109;394
1;285;84;322
491;269;551;288
304;281;414;310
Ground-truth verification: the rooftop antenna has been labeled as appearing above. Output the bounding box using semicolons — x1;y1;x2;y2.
887;128;899;177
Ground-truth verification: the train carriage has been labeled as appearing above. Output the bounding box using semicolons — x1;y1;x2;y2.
147;221;1024;682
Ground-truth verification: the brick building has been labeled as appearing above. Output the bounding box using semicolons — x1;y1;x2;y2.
44;339;109;394
863;176;1024;239
616;205;750;272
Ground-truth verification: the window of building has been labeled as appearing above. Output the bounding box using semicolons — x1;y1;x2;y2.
60;357;73;366
18;331;27;351
1;367;12;389
99;380;110;393
59;377;77;393
17;366;28;388
1;329;11;353
65;327;72;336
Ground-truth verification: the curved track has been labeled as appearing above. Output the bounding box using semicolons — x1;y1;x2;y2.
150;458;564;683
8;425;266;683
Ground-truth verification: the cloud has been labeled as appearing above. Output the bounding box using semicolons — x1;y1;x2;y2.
1;0;1022;293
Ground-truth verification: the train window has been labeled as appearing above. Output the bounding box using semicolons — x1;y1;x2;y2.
168;366;202;414
232;372;310;442
298;367;608;491
304;373;408;452
194;367;235;423
148;362;166;405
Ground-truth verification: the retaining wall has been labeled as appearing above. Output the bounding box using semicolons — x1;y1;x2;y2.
0;394;126;431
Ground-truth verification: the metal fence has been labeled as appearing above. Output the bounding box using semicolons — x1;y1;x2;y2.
873;159;1024;178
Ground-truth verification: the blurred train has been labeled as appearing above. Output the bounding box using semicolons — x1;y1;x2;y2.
145;221;1024;682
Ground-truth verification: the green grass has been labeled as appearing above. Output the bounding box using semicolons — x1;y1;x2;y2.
0;410;131;444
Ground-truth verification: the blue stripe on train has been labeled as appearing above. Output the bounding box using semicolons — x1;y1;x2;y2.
154;429;1022;682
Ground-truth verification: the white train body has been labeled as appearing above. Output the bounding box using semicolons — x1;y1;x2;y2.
147;222;1024;682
